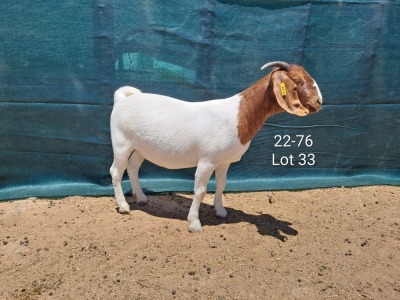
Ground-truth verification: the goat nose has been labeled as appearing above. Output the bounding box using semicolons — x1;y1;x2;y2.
316;98;322;105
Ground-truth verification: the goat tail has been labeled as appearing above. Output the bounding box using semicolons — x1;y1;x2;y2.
114;86;141;102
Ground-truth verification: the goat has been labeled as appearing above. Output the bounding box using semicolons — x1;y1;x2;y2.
110;61;322;232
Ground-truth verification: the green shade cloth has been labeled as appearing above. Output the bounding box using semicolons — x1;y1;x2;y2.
1;0;399;200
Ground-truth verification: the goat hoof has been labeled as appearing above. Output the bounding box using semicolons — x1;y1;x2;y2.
188;220;202;233
136;194;148;206
118;203;131;214
215;208;228;219
136;200;148;206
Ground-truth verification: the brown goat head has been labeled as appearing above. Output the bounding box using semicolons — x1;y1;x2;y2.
262;61;323;116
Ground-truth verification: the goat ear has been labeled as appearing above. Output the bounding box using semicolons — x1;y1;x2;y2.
271;73;309;116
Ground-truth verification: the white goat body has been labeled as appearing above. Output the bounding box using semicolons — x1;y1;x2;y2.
112;88;249;170
110;62;322;232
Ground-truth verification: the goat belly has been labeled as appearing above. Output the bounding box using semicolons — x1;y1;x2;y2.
135;146;199;169
133;138;250;170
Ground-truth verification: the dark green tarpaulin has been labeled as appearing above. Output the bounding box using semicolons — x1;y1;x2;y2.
0;0;399;200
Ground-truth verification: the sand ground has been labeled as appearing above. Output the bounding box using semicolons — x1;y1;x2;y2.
0;185;399;299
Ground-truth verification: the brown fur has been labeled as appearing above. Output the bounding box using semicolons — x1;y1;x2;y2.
237;65;321;145
287;65;322;113
237;72;281;145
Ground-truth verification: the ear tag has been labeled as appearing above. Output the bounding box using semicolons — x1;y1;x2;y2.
280;82;287;96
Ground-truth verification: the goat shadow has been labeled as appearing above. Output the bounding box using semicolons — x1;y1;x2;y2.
124;193;298;242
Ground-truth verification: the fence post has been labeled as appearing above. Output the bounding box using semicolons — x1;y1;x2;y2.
196;0;216;88
93;0;115;81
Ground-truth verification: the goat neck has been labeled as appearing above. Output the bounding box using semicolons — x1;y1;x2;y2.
237;71;282;145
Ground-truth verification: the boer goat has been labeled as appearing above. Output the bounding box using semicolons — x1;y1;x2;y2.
110;61;322;232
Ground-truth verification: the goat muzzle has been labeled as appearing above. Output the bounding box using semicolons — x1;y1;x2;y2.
305;98;322;113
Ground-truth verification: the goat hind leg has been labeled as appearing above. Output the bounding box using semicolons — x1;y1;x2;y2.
110;150;131;213
127;151;147;205
214;164;230;219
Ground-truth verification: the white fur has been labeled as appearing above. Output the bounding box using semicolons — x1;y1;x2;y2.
313;80;323;104
110;87;250;232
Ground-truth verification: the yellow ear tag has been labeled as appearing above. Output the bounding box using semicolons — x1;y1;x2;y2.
280;82;287;96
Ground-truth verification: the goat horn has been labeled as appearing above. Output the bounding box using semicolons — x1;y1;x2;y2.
260;61;291;71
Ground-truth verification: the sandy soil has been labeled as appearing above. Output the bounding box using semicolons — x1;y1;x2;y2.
0;186;399;300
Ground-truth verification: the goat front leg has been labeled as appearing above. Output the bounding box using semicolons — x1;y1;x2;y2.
187;161;215;232
214;164;230;219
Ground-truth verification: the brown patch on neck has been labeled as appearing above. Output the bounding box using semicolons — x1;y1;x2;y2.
237;73;283;145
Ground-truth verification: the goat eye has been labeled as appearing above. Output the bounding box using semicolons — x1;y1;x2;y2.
293;78;304;85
